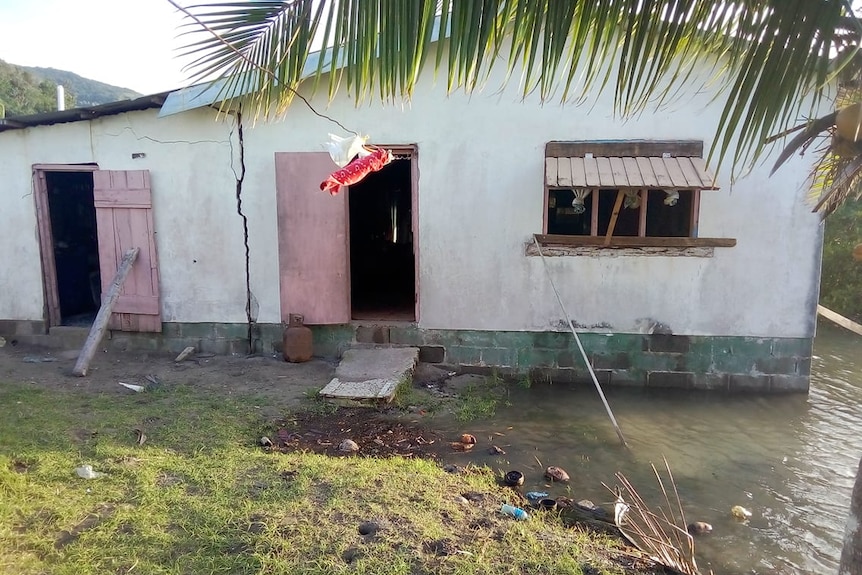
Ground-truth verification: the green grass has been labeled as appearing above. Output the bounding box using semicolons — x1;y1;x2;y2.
0;381;647;575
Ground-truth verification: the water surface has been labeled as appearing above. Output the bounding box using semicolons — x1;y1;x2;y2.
441;322;862;574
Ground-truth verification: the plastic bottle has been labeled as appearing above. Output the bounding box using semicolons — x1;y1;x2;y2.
500;504;529;520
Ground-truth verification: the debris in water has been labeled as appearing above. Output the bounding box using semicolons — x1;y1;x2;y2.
488;445;506;455
450;441;474;452
731;505;752;520
687;521;713;535
545;466;570;482
459;433;477;445
525;491;549;504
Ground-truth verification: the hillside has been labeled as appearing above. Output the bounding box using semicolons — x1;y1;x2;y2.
0;59;140;117
22;65;140;107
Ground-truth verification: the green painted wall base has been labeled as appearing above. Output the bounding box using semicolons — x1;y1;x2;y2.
0;320;811;393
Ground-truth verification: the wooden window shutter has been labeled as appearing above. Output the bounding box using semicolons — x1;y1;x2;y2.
274;152;350;324
93;170;162;332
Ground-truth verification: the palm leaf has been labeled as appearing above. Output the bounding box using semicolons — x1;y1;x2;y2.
174;0;851;174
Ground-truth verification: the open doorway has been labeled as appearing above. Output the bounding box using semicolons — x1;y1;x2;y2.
43;171;101;326
348;153;416;321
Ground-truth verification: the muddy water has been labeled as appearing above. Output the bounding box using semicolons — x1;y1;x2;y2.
439;322;862;574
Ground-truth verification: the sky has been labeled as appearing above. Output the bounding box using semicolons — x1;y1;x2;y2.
0;0;194;95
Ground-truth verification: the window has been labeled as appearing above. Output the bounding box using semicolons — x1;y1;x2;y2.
538;140;735;251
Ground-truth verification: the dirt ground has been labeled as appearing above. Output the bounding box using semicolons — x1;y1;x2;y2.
0;341;336;419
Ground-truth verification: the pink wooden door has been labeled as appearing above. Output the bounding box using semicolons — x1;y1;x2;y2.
275;152;350;324
93;170;162;332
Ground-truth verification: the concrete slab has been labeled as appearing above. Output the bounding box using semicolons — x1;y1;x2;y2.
320;347;419;402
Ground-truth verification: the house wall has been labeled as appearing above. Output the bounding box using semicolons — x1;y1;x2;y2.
0;57;824;391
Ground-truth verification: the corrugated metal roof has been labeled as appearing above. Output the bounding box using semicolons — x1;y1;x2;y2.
0;93;170;133
545;156;719;190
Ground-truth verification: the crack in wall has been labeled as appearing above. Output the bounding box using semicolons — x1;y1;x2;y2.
229;109;255;354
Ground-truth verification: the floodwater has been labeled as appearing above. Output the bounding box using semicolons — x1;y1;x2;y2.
440;321;862;574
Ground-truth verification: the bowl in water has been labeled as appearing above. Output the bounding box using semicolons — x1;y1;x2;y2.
503;470;524;487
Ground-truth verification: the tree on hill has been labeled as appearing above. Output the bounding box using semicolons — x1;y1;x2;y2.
0;59;74;117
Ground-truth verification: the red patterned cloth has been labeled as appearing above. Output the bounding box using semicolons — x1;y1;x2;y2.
320;148;393;195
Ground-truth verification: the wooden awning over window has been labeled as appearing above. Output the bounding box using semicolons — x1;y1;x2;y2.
545;156;719;190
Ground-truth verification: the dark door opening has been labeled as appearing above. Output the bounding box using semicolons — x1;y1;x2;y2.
348;157;415;321
46;172;101;326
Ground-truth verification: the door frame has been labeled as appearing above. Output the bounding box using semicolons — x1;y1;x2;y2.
32;163;100;328
347;144;420;322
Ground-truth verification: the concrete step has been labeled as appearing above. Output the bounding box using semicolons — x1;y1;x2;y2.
320;346;419;403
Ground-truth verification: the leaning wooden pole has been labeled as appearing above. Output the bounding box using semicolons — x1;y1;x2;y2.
817;305;862;337
532;236;629;449
73;247;140;377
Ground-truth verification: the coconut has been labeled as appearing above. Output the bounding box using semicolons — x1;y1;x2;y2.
835;102;862;143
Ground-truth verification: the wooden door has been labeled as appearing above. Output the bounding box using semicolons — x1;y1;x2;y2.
93;170;162;332
275;152;350;324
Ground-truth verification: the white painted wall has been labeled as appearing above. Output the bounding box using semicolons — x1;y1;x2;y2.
0;56;824;338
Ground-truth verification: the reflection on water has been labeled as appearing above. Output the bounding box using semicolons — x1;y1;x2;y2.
441;321;862;574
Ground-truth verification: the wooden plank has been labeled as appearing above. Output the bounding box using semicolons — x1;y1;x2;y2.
689;157;718;189
73;248;139;377
113;294;160;315
535;234;737;248
545;140;703;158
275;152;351;324
545;157;558;186
663;157;690;188
583;157;600;187
622;157;642;187
604;190;626;246
649;157;674;188
690;189;701;237
590;188;599;235
638;189;648;237
558;157;573;186
570;157;587;187
596;157;615;187
609;157;629;187
93;188;151;208
817;305;862;336
636;157;659;187
676;157;705;188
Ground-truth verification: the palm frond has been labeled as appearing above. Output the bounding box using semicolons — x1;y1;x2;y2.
770;111;838;175
175;0;851;173
810;144;862;215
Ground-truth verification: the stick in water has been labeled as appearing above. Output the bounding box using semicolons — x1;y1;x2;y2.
532;236;629;449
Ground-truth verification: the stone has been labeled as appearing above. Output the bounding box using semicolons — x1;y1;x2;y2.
339;439;360;453
358;521;379;536
413;363;451;386
442;464;465;474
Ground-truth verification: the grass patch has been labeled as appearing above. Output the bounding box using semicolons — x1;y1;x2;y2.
0;380;650;575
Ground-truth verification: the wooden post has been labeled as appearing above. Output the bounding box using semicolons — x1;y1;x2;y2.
604;190;626;246
73;248;140;377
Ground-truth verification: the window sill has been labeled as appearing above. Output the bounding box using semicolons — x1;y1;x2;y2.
527;234;736;258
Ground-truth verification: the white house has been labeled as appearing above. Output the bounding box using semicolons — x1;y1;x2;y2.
0;53;823;392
